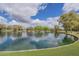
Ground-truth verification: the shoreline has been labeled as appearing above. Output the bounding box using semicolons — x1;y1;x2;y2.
0;31;79;53
0;40;79;53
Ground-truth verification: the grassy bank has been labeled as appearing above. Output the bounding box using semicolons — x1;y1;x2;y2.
0;31;79;56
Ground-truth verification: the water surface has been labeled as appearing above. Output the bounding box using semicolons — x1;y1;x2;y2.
0;31;77;51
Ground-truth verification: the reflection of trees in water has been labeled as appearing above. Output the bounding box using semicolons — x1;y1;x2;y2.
54;25;60;38
12;32;22;37
0;31;6;37
34;32;43;37
0;31;49;39
34;32;49;38
6;32;12;36
59;35;75;46
43;32;49;36
0;31;22;38
26;32;33;37
26;32;49;37
54;32;60;38
0;31;77;51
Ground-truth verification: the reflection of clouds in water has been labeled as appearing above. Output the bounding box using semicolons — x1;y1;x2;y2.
56;34;66;40
22;32;28;38
30;33;49;42
30;33;66;47
31;33;65;41
0;32;76;51
0;37;5;44
0;35;8;44
10;36;17;41
56;34;66;43
0;35;13;44
0;33;67;44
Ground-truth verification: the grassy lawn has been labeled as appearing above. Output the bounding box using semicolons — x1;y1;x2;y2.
0;31;79;56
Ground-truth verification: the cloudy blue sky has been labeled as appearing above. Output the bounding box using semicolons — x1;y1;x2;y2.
31;3;64;20
0;3;78;28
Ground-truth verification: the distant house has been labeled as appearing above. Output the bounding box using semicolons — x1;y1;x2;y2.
0;24;6;31
26;27;33;32
11;25;23;32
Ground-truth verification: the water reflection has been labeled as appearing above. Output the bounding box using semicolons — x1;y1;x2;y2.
12;32;22;38
0;31;6;37
0;31;77;51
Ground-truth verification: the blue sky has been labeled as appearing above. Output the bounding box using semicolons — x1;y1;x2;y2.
0;3;79;22
0;3;64;22
0;3;79;28
0;10;13;22
31;3;64;20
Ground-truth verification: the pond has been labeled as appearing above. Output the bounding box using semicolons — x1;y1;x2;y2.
0;31;78;51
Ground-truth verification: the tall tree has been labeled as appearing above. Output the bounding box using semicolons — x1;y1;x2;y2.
60;11;79;33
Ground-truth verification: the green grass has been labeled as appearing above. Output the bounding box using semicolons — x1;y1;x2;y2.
0;31;79;56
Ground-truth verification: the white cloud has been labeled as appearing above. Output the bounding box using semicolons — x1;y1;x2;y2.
9;20;20;25
0;3;61;28
9;20;32;28
46;17;59;28
0;16;8;24
0;3;41;23
63;3;79;13
31;16;59;28
38;4;47;10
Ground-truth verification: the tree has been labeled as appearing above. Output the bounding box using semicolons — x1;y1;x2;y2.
54;25;60;38
60;11;79;33
34;26;50;32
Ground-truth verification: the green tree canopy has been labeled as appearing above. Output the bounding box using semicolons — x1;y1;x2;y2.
60;11;79;32
34;26;50;31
